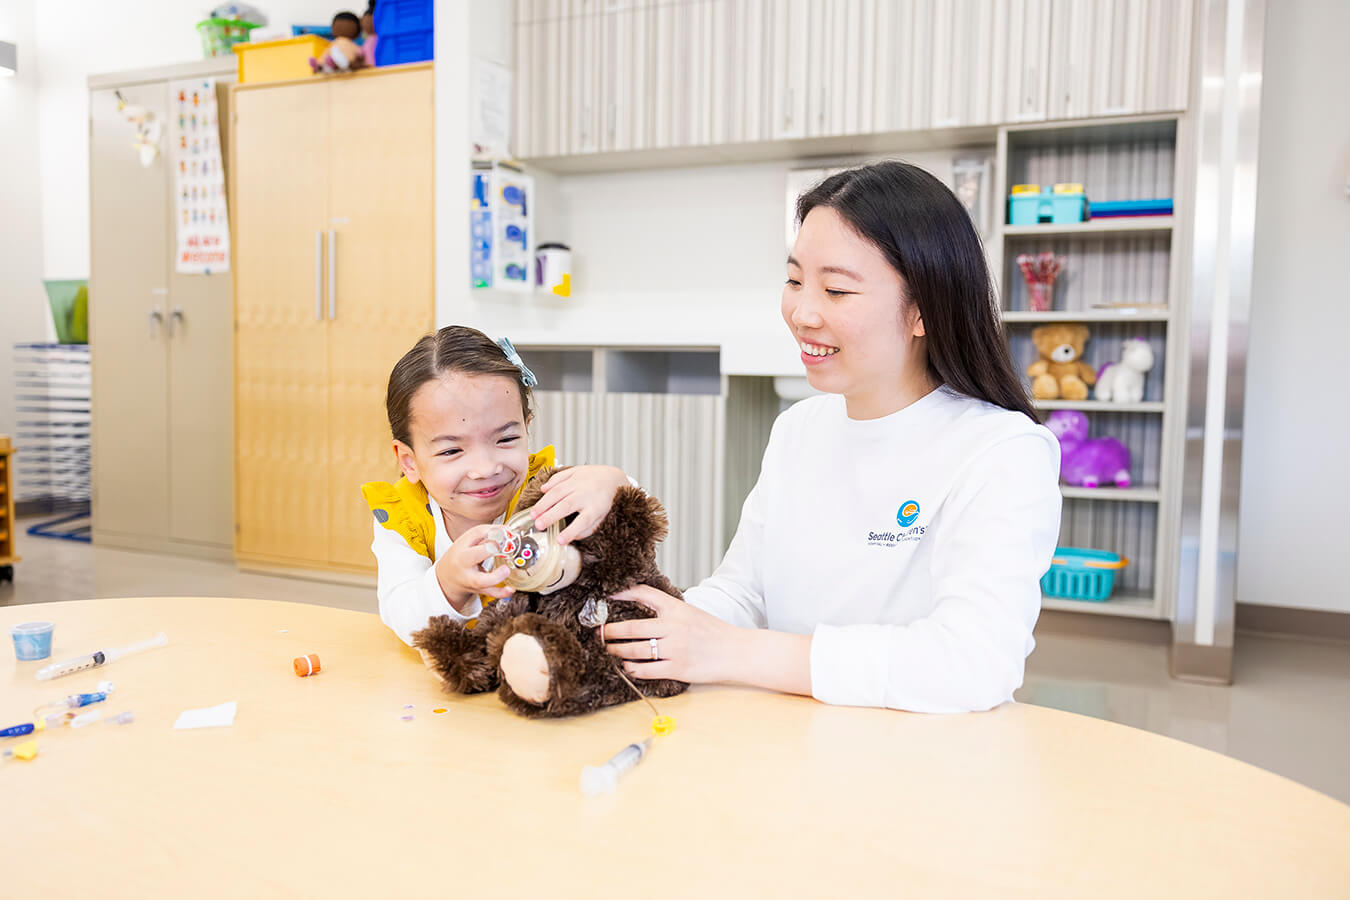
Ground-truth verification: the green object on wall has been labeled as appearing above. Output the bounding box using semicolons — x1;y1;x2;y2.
43;279;89;345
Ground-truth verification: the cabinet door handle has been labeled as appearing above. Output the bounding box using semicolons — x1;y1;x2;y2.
314;231;323;321
148;305;164;338
327;230;337;320
168;306;185;338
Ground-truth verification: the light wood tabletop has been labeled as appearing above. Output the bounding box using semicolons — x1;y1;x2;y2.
4;597;1348;898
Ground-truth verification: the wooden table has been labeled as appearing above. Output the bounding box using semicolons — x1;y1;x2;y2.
4;597;1348;897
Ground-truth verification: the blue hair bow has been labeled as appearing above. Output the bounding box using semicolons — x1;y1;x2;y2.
495;337;538;388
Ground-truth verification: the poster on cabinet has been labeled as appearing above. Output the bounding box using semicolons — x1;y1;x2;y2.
169;78;230;275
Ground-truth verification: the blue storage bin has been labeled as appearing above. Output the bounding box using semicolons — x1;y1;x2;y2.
1040;547;1129;602
1009;189;1087;226
374;0;434;36
1089;198;1174;218
376;28;434;66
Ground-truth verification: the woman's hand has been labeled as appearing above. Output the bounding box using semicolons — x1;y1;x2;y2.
434;523;515;612
601;585;747;684
530;465;631;544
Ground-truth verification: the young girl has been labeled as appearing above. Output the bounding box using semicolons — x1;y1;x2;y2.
363;326;631;646
601;161;1063;714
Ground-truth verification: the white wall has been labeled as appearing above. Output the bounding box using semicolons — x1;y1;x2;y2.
0;0;51;441
32;0;340;280
1237;0;1350;613
0;0;349;440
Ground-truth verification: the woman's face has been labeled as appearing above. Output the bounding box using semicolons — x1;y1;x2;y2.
781;206;928;418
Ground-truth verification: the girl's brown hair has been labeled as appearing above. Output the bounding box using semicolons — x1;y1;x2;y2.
386;326;534;446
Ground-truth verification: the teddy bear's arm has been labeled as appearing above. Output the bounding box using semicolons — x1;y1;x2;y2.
1027;359;1049;376
1077;360;1098;385
412;596;528;694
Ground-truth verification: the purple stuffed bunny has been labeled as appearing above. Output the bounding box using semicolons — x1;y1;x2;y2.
1045;410;1132;488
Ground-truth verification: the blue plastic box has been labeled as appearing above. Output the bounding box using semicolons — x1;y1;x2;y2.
374;0;433;36
1040;547;1129;602
1009;187;1087;225
376;28;434;66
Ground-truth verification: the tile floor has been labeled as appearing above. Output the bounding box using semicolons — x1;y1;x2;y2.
4;524;1348;804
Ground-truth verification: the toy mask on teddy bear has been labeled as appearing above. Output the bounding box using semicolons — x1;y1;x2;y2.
481;510;575;593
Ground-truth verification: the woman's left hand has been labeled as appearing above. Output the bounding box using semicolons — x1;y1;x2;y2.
530;465;630;544
602;585;744;684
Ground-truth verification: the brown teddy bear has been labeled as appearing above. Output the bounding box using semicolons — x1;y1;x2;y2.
412;467;688;718
1027;323;1096;400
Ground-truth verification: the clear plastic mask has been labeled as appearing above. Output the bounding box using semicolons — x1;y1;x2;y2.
481;510;566;592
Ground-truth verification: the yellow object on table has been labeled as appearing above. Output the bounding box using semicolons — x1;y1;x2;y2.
233;35;330;84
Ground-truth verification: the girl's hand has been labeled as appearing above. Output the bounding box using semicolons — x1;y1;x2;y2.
530;465;631;544
601;585;746;684
434;523;515;612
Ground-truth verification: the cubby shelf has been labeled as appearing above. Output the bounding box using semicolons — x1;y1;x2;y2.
1035;400;1165;413
1042;592;1161;619
1003;216;1174;237
1001;310;1172;323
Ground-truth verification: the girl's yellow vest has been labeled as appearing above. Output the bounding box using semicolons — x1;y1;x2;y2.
360;446;556;562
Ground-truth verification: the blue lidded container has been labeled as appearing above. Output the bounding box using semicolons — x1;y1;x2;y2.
10;621;55;661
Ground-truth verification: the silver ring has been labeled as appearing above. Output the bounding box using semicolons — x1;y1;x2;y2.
649;637;659;661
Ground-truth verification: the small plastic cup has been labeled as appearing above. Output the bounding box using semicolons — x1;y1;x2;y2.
10;621;56;661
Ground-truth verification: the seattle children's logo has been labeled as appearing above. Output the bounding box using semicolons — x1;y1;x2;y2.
896;501;921;528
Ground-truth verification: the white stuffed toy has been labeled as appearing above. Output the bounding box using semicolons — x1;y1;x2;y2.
1095;338;1155;403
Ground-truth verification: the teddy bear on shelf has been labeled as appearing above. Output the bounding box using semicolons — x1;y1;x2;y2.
309;11;368;74
1027;323;1096;401
1095;338;1155;404
1046;410;1133;488
412;467;688;719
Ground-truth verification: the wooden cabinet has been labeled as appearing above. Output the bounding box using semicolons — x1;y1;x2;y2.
89;63;236;558
231;65;433;575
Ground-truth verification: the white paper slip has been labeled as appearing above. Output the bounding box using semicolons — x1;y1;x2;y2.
173;700;237;730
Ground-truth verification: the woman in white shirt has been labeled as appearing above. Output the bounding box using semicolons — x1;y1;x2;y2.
602;161;1063;713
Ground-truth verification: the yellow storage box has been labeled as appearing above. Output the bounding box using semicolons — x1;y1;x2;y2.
233;35;330;85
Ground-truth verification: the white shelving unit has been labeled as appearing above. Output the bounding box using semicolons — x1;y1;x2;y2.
995;115;1186;621
503;4;1197;625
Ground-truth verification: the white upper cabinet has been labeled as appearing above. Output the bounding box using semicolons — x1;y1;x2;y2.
1048;0;1195;120
511;0;1193;158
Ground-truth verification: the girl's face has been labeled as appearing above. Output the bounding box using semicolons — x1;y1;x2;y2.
782;206;929;419
394;372;530;538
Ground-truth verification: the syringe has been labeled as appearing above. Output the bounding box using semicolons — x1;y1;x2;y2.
4;683;120;737
580;737;653;794
34;633;167;681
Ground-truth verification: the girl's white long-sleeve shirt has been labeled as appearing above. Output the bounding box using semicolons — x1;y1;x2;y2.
683;387;1062;714
372;500;485;646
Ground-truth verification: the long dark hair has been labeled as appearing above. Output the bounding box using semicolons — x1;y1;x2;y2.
386;326;533;446
796;161;1038;422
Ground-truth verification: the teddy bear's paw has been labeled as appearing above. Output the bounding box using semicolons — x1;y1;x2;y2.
1060;376;1089;401
500;633;552;705
1032;374;1060;400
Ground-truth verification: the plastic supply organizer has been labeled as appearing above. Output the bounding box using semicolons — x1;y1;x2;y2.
196;18;260;58
1009;183;1088;226
1041;547;1130;602
374;0;434;66
234;35;331;84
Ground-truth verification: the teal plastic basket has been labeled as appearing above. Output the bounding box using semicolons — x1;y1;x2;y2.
1041;547;1129;602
